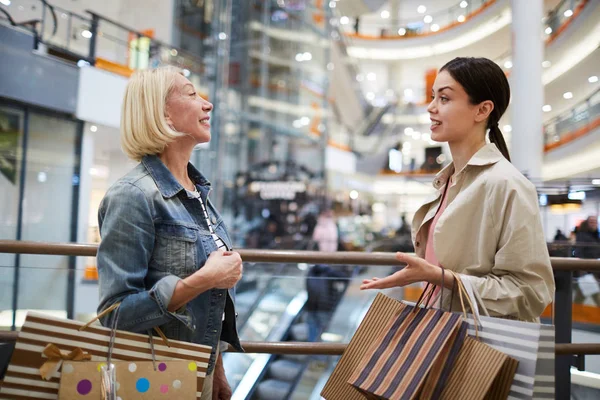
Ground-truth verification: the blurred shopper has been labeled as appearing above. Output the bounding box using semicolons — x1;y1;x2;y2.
575;217;600;259
574;216;600;305
553;229;568;241
96;67;242;400
305;264;349;342
362;58;555;322
312;210;339;252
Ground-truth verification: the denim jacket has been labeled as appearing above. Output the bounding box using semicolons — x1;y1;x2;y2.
97;155;243;374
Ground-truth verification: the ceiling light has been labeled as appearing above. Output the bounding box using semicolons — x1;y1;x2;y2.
295;53;303;62
592;179;600;185
503;125;512;132
564;9;573;17
340;16;349;25
182;69;191;77
349;190;359;200
329;1;336;8
404;127;414;135
460;1;468;8
398;28;406;35
589;75;598;83
381;10;390;19
81;30;92;39
417;5;426;14
90;125;98;132
303;52;312;60
504;60;512;69
563;92;573;99
367;72;376;81
431;24;440;32
366;92;375;100
424;15;433;23
542;104;552;112
356;74;364;82
1;0;11;6
545;27;552;35
457;15;466;23
542;60;551;68
218;32;227;40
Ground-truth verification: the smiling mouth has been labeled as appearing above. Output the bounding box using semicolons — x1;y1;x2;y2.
200;118;210;125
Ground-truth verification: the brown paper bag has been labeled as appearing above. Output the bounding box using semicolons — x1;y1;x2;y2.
0;312;212;399
347;304;467;399
439;337;519;400
58;360;197;399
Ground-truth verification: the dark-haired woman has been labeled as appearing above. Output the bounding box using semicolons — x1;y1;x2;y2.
361;57;555;322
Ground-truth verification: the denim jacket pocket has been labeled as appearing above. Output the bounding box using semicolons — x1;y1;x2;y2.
151;222;198;275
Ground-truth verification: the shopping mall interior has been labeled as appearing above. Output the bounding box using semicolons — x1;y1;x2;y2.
0;0;600;398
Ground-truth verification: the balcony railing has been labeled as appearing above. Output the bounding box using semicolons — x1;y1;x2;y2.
544;87;600;152
0;240;599;397
0;0;207;83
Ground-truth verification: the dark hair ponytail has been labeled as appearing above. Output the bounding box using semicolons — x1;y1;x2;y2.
440;57;512;162
488;123;511;161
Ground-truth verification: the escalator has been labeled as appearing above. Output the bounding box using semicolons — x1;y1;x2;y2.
226;264;370;400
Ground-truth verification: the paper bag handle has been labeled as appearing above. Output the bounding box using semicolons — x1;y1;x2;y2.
79;303;170;347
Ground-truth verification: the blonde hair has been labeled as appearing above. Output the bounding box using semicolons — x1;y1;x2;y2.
120;66;183;161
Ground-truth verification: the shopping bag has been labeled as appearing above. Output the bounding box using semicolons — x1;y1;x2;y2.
458;273;555;399
0;307;212;399
321;293;407;400
58;360;197;399
437;336;519;400
347;305;467;399
56;303;197;399
578;273;600;297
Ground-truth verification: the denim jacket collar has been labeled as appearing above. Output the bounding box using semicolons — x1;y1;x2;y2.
142;155;211;198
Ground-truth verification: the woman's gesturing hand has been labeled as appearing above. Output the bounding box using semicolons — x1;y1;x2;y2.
360;252;439;290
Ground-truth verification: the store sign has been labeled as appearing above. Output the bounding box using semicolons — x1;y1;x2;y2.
250;181;307;200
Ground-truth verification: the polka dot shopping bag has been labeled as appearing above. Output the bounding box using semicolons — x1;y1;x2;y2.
0;303;211;399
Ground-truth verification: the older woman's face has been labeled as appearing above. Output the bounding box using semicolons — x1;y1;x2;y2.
166;74;213;143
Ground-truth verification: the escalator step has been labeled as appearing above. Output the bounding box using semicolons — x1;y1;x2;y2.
289;323;308;341
269;359;302;381
256;379;292;400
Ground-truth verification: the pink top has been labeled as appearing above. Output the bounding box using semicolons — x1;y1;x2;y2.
424;179;451;266
424;179;451;307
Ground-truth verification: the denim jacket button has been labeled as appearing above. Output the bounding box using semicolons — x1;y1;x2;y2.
213;329;218;333
211;216;217;225
235;312;239;318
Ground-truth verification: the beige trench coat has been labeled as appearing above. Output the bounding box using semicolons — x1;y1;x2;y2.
412;144;555;321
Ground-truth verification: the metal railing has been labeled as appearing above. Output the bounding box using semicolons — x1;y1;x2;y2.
2;0;206;80
0;240;600;396
342;0;496;38
544;87;600;151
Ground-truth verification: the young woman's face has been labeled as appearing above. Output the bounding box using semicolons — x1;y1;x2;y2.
427;70;482;144
166;73;213;143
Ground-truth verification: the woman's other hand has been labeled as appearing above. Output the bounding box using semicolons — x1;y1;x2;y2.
360;252;439;290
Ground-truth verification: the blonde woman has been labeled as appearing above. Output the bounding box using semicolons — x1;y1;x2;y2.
97;67;243;400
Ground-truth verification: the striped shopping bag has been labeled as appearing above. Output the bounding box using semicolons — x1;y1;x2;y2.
0;311;212;399
347;305;467;399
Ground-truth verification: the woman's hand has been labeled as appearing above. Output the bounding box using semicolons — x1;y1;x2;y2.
360;252;440;290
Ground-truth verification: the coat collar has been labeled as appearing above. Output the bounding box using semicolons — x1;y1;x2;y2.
432;143;504;190
142;155;211;198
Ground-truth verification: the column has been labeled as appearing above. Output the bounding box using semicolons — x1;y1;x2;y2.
510;0;543;179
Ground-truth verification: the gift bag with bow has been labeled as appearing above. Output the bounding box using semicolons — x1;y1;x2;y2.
0;303;211;399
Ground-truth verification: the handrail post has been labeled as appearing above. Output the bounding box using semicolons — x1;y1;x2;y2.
88;13;99;65
554;270;573;398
